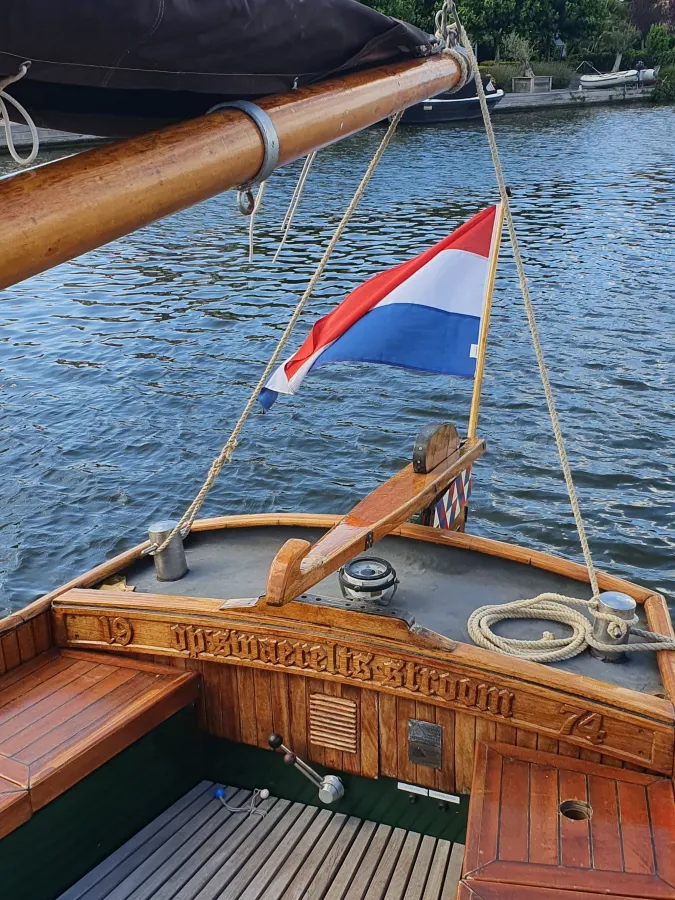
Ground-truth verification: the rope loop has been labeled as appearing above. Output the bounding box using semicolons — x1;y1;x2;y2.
0;61;39;166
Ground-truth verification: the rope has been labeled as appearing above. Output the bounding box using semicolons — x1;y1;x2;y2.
151;112;404;555
273;151;317;263
443;0;675;660
468;593;675;663
216;787;267;818
445;1;600;600
247;180;266;263
0;62;39;166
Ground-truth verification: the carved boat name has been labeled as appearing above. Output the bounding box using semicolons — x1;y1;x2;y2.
169;623;515;717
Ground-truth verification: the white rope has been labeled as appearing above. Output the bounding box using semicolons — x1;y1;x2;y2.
247;180;266;263
0;62;39;166
468;593;675;663
217;788;267;818
273;151;317;263
151;113;404;555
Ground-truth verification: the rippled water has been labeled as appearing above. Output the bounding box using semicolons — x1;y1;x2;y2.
2;104;674;616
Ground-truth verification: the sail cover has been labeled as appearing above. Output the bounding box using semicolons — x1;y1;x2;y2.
0;0;438;136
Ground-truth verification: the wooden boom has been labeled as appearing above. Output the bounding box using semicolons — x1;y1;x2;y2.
0;53;462;292
265;436;485;605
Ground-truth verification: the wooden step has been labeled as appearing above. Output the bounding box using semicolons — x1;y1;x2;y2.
0;648;198;838
461;741;675;899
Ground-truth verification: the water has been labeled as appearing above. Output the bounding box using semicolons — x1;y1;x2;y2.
1;105;674;616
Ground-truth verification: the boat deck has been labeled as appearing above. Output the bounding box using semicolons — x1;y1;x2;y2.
58;780;465;900
124;524;663;694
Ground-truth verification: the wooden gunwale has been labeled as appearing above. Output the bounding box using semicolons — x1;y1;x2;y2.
51;588;674;726
6;514;673;711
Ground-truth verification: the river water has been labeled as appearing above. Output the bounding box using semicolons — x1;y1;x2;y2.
1;104;674;616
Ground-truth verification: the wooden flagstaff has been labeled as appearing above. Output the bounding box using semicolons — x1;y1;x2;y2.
0;53;463;292
467;201;505;438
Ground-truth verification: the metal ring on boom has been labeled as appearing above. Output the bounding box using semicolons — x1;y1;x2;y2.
208;100;280;215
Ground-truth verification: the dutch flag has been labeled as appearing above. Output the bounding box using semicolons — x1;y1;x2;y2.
259;206;500;412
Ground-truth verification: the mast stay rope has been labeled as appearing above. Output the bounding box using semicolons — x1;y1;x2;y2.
438;0;675;659
150;111;404;556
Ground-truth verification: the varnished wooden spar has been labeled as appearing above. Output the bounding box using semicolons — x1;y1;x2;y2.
265;436;485;605
0;54;462;292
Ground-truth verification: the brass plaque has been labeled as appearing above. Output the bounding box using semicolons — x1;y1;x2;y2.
408;719;442;769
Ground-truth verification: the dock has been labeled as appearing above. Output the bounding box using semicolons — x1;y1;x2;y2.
497;84;654;113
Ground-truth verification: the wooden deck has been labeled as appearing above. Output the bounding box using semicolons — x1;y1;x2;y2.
59;781;465;900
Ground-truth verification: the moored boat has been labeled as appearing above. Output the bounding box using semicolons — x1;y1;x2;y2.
1;4;675;900
399;75;504;124
580;68;658;89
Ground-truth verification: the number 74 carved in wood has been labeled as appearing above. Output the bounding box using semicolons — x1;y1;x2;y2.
559;705;607;745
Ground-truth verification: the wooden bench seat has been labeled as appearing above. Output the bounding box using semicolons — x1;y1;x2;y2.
0;648;198;838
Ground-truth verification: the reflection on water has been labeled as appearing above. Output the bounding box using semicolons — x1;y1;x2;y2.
1;105;674;615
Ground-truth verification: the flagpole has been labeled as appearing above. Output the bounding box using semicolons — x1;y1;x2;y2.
467;201;505;438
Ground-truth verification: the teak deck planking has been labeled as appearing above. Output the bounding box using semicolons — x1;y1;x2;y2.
0;648;198;838
57;780;466;900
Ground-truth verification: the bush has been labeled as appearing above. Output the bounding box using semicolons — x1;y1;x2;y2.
652;64;675;102
531;61;573;88
645;24;672;63
479;61;572;91
479;63;517;91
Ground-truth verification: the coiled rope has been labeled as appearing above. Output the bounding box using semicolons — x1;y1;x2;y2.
0;62;39;166
437;0;675;660
150;112;404;555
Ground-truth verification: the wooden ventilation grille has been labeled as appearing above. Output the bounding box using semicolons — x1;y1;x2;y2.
309;694;358;753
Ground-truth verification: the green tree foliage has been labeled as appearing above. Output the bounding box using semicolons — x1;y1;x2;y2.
361;0;658;59
645;23;673;59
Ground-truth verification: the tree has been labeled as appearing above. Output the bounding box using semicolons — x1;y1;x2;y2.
630;0;667;35
455;0;519;57
555;0;608;51
601;20;641;68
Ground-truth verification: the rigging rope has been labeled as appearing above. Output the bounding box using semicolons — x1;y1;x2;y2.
448;2;600;599
0;62;39;166
151;112;404;555
273;151;317;263
440;0;675;658
247;180;266;263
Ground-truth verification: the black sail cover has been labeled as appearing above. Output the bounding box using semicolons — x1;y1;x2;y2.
0;0;437;135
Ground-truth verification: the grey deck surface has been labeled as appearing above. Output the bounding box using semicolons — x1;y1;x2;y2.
58;781;464;900
125;525;663;694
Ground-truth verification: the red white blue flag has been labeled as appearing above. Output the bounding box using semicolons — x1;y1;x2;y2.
259;206;499;411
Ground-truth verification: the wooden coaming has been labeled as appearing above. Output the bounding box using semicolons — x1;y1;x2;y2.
50;588;675;779
4;513;673;801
